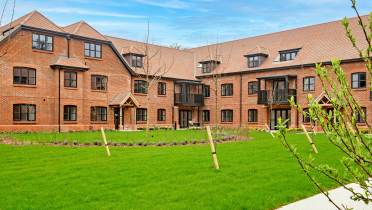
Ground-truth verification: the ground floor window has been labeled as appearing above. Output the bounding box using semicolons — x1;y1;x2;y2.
221;109;233;122
202;110;210;122
13;104;36;121
136;108;147;122
64;105;77;121
91;106;107;121
248;109;258;122
157;109;166;121
303;108;311;123
355;107;367;123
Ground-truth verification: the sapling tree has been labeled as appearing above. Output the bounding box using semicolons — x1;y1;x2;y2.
275;1;371;209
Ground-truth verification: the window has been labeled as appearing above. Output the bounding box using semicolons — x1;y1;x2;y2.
131;55;144;68
84;42;102;58
221;83;233;96
158;82;166;95
248;81;258;95
136;108;147;122
64;71;77;88
91;75;107;91
279;49;299;61
13;104;36;121
303;108;311;123
355;107;367;123
351;72;366;89
134;80;148;94
32;34;53;51
202;110;210;122
303;77;315;91
203;85;210;97
64;105;77;121
157;109;166;121
201;61;219;73
248;55;260;68
13;67;36;85
221;110;233;122
248;109;258;122
90;106;107;121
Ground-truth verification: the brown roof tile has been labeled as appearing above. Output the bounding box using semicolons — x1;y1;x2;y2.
63;21;107;41
51;56;89;70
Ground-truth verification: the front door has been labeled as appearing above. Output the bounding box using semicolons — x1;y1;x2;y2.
270;109;290;130
114;108;120;130
179;110;192;128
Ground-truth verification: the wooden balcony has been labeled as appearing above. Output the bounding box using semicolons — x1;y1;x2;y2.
174;93;204;106
257;89;297;105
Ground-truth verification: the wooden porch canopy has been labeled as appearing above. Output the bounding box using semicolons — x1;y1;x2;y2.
314;92;332;107
50;56;89;71
109;92;139;107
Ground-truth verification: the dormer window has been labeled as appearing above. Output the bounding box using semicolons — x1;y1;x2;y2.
124;53;144;68
279;48;300;62
200;60;220;73
84;42;101;58
245;53;268;68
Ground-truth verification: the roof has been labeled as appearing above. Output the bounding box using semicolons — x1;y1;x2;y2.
50;56;89;71
109;92;139;107
190;15;370;77
106;36;196;80
0;10;65;34
63;21;107;41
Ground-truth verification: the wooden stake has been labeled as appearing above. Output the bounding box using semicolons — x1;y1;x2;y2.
265;124;274;138
206;126;220;170
301;124;318;154
101;127;111;157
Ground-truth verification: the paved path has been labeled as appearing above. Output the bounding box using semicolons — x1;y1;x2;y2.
278;183;371;210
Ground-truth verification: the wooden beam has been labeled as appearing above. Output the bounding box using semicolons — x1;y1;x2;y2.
301;124;318;154
101;127;111;157
206;126;220;170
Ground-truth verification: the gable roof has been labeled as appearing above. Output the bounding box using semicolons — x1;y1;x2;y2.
0;10;65;34
191;15;370;77
106;35;196;80
63;21;107;41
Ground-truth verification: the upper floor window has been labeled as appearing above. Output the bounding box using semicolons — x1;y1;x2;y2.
221;83;233;96
351;72;366;89
248;109;258;122
355;107;367;124
203;85;210;97
131;55;144;68
221;109;233;122
202;110;210;122
13;104;36;121
32;34;53;51
134;80;148;94
136;108;147;122
248;81;258;95
64;71;77;88
303;77;315;91
64;105;77;121
247;55;260;68
157;109;166;121
279;49;300;62
90;106;107;121
13;67;36;85
200;60;219;73
91;75;107;91
158;82;166;95
84;42;102;58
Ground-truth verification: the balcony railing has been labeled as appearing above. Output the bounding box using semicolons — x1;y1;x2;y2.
257;89;296;105
174;93;204;106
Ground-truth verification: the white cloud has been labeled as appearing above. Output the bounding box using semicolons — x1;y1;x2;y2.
135;0;189;9
40;7;145;19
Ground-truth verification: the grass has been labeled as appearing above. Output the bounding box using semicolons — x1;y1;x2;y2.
0;129;216;144
0;131;344;210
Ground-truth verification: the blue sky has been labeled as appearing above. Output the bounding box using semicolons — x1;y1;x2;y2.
3;0;372;48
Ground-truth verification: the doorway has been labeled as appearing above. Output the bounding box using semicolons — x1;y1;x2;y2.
179;110;192;128
270;109;290;130
113;108;121;130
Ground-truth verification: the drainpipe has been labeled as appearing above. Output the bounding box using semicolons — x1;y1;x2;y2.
239;73;243;128
67;35;71;58
58;67;61;133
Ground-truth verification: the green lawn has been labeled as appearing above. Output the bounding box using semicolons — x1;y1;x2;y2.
0;129;217;144
0;131;343;210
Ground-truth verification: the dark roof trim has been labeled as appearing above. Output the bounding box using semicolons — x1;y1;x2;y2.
174;80;202;84
199;60;221;64
278;48;302;53
50;64;89;71
244;53;268;57
257;75;297;80
196;58;365;79
123;52;145;57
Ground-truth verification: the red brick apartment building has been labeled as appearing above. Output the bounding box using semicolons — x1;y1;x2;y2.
0;11;370;132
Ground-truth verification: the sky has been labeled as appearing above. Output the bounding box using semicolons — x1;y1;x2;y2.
1;0;372;48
